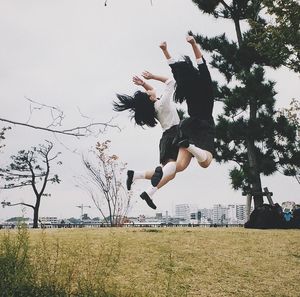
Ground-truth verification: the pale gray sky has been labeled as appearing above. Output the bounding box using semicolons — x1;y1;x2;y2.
0;0;299;220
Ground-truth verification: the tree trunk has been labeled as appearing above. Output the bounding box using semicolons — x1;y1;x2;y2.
233;17;243;47
246;139;263;208
33;207;39;228
231;8;264;206
247;87;264;208
33;196;41;228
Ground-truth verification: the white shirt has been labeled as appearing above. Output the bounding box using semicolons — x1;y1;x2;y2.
167;57;204;65
154;79;180;132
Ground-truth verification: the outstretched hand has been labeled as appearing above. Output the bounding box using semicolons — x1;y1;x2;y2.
142;71;154;80
186;35;196;45
132;76;145;86
159;41;167;50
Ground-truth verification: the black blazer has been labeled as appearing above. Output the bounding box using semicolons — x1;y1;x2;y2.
170;57;214;120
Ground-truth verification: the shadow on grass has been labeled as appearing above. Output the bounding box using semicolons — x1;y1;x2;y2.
142;229;162;233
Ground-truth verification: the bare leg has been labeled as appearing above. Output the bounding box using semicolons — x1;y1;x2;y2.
176;148;193;172
130;156;177;185
157;148;192;189
144;170;154;179
198;150;213;168
143;147;210;190
184;143;213;168
126;168;154;190
139;150;192;208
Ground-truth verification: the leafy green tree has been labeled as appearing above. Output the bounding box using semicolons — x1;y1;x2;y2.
248;0;300;73
67;217;81;224
5;217;30;223
191;0;299;207
276;99;300;183
0;141;61;228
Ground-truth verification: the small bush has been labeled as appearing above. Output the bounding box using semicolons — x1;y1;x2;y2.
0;226;129;297
0;225;68;297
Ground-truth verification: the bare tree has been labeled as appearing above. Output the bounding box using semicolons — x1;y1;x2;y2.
1;97;119;137
81;140;132;226
0;141;61;228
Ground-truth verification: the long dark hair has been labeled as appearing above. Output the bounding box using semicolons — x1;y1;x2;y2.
113;91;157;127
172;56;199;104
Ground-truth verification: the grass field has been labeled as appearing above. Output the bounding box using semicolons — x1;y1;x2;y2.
1;227;299;297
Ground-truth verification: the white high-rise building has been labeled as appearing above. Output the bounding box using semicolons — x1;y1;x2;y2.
227;205;237;224
175;204;190;222
199;208;213;223
189;204;200;224
213;204;228;224
226;204;247;224
236;204;247;223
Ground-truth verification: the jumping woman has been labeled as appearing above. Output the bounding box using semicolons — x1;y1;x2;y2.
113;72;180;209
143;36;215;198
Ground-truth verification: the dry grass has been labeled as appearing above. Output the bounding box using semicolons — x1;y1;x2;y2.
1;227;300;297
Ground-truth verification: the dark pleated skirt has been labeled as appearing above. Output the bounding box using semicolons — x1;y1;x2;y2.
159;125;179;165
179;117;215;155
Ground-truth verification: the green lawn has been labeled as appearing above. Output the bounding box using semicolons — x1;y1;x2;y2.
1;227;299;297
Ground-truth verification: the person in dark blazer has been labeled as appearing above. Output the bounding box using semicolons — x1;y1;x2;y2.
146;36;215;194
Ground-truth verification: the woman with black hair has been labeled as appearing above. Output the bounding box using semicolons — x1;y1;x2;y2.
148;36;215;191
113;72;180;209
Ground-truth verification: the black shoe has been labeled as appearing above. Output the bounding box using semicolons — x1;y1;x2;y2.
178;139;189;148
126;170;134;190
140;192;157;209
151;166;163;187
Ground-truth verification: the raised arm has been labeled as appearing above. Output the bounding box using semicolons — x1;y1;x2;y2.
159;41;172;60
187;35;212;87
159;41;181;81
186;35;202;60
141;70;174;103
132;76;153;91
142;71;169;83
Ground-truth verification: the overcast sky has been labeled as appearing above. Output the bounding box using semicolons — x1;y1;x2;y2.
0;0;299;221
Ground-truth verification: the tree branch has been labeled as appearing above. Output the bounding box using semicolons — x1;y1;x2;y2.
220;0;232;13
0;183;32;189
1;201;35;210
0;171;44;178
0;117;120;137
39;144;51;197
